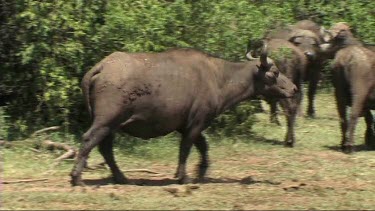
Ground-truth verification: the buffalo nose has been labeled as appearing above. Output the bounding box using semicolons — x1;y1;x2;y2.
293;85;298;93
304;51;315;58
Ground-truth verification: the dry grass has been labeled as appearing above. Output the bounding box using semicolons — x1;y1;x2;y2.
1;90;375;210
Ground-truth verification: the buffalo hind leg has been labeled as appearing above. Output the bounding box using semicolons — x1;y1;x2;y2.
98;133;128;184
175;129;202;184
364;110;375;150
194;134;209;183
70;126;111;186
346;94;367;153
333;82;348;152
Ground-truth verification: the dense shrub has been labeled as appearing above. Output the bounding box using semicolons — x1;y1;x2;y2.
0;0;374;140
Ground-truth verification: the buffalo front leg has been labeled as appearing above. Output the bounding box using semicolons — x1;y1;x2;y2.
98;133;128;184
307;77;318;118
364;110;375;150
280;95;300;147
194;134;209;182
70;126;111;186
269;100;281;125
306;64;321;118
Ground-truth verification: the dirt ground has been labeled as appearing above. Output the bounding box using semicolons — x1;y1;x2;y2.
1;92;375;210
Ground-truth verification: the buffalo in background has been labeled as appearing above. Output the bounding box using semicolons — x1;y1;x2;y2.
322;22;375;153
247;20;329;147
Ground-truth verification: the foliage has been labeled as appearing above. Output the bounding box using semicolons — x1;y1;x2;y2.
0;0;374;139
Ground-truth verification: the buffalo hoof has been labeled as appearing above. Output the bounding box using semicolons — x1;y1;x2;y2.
113;174;129;185
71;176;85;187
193;177;206;184
177;176;191;184
342;145;354;154
284;142;294;148
306;113;315;119
307;109;315;118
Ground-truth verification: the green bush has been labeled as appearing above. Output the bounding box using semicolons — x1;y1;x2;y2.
0;0;374;140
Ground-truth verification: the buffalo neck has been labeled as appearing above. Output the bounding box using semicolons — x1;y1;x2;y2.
216;60;258;113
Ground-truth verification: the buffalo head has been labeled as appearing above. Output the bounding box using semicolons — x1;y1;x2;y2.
247;43;297;98
288;29;320;61
318;22;359;59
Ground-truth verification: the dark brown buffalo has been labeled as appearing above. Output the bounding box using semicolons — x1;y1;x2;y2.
266;20;329;118
323;22;375;153
247;39;307;147
70;47;297;186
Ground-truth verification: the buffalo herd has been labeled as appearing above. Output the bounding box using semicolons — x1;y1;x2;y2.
71;20;375;186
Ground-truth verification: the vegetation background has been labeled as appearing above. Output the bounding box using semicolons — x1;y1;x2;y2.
1;1;375;210
0;0;374;140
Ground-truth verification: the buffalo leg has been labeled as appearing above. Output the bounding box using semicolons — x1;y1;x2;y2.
269;100;281;125
70;126;111;186
307;77;318;118
364;110;375;149
306;64;321;118
284;107;297;147
281;92;301;147
194;134;209;182
335;92;348;152
346;94;367;153
175;129;202;184
98;133;128;184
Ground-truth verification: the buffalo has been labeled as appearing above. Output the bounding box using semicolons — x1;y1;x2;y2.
247;39;307;147
266;20;330;119
70;46;297;186
323;22;375;153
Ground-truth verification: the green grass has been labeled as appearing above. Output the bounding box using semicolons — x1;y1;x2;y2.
1;90;375;210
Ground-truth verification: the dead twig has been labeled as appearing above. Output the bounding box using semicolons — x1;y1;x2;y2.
2;178;49;184
123;169;163;175
42;140;77;162
32;126;61;137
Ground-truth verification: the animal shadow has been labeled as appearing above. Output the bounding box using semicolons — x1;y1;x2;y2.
82;176;279;187
249;134;284;146
324;144;374;153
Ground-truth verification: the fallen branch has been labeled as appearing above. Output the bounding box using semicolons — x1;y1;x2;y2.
42;140;77;161
123;169;162;175
86;163;164;175
2;178;49;184
55;149;76;161
32;126;61;137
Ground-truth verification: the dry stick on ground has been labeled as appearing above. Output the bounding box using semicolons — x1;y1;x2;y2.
31;126;61;137
88;162;164;176
123;169;163;175
42;140;77;162
2;178;49;184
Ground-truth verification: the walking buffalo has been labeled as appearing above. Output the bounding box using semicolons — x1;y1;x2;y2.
70;46;297;186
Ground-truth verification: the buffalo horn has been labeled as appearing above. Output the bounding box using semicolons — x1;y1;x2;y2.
260;43;269;67
246;51;258;60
